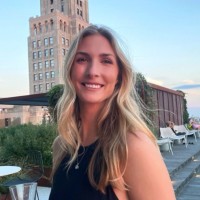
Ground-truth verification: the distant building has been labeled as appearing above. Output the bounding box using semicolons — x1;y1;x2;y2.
1;0;89;128
28;0;89;94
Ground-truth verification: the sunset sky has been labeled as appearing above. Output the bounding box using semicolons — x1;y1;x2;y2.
0;0;199;117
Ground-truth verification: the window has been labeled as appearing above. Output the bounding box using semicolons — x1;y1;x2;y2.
46;83;50;91
50;19;54;30
37;40;41;48
49;37;53;45
32;41;36;49
33;52;37;59
77;0;79;4
62;37;65;45
50;48;54;56
50;60;54;67
34;74;38;81
44;38;48;46
51;82;55;88
80;1;82;7
45;61;49;68
34;24;37;35
64;22;66;32
39;84;43;91
60;20;63;30
38;51;42;58
51;9;54;12
50;0;53;4
80;10;82;17
33;63;37;70
77;8;79;15
34;85;38;92
38;62;42;69
45;21;48;32
66;39;69;46
51;71;55;78
46;72;50;79
39;73;43;80
61;5;64;12
62;49;65;56
44;49;49;57
39;23;42;33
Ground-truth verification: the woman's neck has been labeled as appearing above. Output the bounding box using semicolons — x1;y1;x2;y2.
79;103;102;146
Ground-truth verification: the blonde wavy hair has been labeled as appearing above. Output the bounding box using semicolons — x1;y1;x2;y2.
54;25;156;192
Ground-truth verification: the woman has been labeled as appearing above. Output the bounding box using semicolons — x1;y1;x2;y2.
166;121;186;136
49;25;175;200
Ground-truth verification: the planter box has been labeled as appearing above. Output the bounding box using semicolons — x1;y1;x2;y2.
174;139;182;144
196;132;200;138
38;167;52;187
0;194;11;200
159;143;170;152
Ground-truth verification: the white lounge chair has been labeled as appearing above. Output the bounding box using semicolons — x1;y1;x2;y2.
174;125;197;142
157;138;173;155
160;127;188;148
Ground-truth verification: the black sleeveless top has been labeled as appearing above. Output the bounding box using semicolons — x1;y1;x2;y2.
49;141;118;200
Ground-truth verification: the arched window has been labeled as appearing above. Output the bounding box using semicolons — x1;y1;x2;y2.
64;22;66;32
38;23;42;33
60;20;63;30
45;20;48;32
34;24;37;35
79;24;81;32
50;19;54;30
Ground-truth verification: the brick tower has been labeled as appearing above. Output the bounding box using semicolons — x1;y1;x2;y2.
28;0;89;94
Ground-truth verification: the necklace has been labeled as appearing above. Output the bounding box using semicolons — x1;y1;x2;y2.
75;147;88;170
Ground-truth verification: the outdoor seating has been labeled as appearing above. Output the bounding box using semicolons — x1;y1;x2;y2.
174;125;197;142
160;127;188;148
184;123;200;137
157;138;173;155
2;150;44;200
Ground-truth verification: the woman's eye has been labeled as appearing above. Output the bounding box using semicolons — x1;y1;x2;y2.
76;57;87;63
102;59;113;64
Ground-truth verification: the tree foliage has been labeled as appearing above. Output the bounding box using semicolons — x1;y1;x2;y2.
135;73;155;113
47;84;64;122
176;90;189;124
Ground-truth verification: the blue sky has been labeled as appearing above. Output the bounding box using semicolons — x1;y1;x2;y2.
0;0;199;117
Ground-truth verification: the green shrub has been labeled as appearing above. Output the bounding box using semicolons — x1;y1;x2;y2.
0;123;57;167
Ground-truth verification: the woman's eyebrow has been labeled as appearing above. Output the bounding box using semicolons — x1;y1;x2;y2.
75;51;90;56
99;53;115;58
75;52;115;58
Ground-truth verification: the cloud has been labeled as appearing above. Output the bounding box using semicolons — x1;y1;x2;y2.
146;77;164;86
173;84;200;90
182;80;196;84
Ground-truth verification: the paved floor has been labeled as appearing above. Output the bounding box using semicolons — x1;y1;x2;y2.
38;186;51;200
37;136;200;200
161;136;200;174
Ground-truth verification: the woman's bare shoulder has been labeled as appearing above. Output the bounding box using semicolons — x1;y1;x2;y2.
126;131;158;153
124;131;176;200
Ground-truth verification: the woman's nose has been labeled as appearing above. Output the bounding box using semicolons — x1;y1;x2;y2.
86;60;100;77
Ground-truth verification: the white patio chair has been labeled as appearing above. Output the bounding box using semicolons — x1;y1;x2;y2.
174;125;197;142
160;127;188;148
157;138;173;155
184;123;200;137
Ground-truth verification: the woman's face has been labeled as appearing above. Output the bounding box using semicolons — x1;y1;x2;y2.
71;34;119;107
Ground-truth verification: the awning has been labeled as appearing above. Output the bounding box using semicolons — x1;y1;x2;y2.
0;93;48;106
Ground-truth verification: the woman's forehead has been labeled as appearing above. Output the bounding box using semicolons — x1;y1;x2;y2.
75;34;116;58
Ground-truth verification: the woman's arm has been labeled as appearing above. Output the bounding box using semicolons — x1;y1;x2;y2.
123;132;176;200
